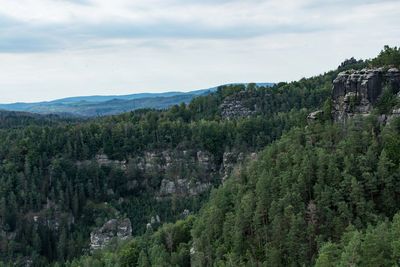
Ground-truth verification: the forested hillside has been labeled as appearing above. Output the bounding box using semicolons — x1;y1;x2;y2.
191;117;400;266
66;114;400;267
0;71;330;265
0;46;399;266
0;111;77;129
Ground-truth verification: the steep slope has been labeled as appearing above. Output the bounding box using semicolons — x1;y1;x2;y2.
1;47;398;266
60;46;400;267
191;117;400;266
64;115;400;267
0;81;324;265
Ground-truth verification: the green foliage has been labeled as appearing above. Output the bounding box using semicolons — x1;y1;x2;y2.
191;117;400;266
66;216;195;267
1;46;399;266
375;85;398;114
338;57;367;71
321;98;333;121
348;94;361;113
0;78;329;264
315;215;400;267
119;240;141;267
371;45;400;68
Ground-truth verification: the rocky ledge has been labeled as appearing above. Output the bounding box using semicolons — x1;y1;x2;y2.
90;218;132;251
159;178;211;197
220;99;255;119
332;68;400;122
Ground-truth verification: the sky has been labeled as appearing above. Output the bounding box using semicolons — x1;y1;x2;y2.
0;0;399;103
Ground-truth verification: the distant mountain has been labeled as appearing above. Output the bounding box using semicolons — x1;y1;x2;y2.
0;83;274;117
46;88;216;104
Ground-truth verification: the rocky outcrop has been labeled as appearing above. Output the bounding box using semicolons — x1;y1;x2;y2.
196;151;215;172
389;107;400;122
332;68;400;122
220;100;255;119
77;154;127;170
135;150;216;197
159;178;211;196
90;218;132;251
78;149;260;197
27;199;75;231
136;150;216;173
378;107;400;124
221;152;245;181
307;110;323;122
387;68;400;88
146;215;161;230
77;149;217;197
95;154;127;170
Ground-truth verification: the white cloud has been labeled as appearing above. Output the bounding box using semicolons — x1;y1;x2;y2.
0;0;399;102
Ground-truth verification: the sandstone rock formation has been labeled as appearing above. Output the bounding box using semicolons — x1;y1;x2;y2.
76;154;127;170
146;215;161;230
307;110;323;122
77;149;217;198
196;151;215;172
221;151;246;181
90;218;132;251
220;99;255;119
95;154;127;170
159;178;211;196
76;148;257;198
332;68;400;122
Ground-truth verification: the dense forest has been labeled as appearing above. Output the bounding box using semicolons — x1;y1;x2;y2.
0;72;330;265
0;46;399;266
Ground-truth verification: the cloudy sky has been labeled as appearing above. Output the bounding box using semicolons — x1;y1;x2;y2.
0;0;399;103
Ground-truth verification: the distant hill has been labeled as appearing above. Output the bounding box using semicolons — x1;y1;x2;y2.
0;83;274;117
0;110;78;128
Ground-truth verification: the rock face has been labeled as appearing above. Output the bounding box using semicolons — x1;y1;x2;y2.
220;100;254;119
136;150;216;173
332;68;400;122
307;110;323;122
159;178;211;196
95;154;127;170
137;150;216;197
78;149;217;198
221;151;247;181
196;151;214;172
379;106;400;124
77;154;127;170
146;215;161;230
77;148;257;198
220;92;256;119
90;218;132;251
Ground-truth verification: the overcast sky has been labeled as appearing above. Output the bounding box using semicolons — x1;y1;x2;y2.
0;0;399;103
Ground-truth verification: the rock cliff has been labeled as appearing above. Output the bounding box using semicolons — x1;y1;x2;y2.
90;218;132;251
332;68;400;122
76;148;253;198
220;100;254;119
220;91;256;119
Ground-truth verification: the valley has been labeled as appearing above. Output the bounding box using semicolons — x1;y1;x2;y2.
0;47;399;266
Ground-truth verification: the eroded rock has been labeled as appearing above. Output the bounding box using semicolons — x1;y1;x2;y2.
159;178;211;196
332;68;400;122
90;218;132;251
307;110;323;122
95;154;127;170
220;99;255;119
221;152;245;181
76;154;127;170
